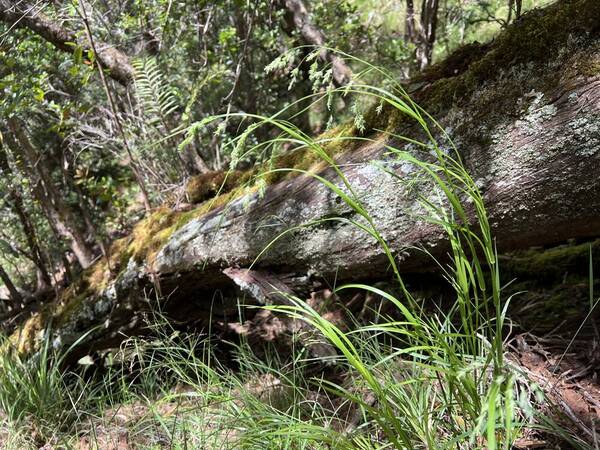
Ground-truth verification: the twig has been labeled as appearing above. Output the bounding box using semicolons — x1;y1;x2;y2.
558;399;595;439
581;389;600;413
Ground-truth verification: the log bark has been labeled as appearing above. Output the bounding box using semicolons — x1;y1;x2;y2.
155;0;600;286
0;0;134;84
10;0;600;355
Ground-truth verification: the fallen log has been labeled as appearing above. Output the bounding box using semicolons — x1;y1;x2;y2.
155;0;600;283
8;0;600;355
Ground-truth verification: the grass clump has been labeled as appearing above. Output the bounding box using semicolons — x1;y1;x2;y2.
236;77;519;449
0;331;96;447
181;51;590;448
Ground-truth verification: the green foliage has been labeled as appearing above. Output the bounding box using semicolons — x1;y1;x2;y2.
1;52;595;448
132;57;180;127
226;59;514;447
0;0;559;296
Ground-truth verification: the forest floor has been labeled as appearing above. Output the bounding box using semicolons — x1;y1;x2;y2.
1;298;599;450
511;333;600;447
74;336;600;450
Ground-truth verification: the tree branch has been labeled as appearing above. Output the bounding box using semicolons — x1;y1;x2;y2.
279;0;352;86
0;0;134;84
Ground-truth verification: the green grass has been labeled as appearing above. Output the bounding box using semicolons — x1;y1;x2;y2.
238;64;519;448
0;328;97;446
0;53;594;449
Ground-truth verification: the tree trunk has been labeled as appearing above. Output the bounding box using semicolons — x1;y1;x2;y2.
0;263;21;305
405;0;440;70
507;0;523;24
7;193;51;290
279;0;352;86
0;145;51;289
6;121;96;269
420;0;440;68
0;1;134;84
10;0;600;355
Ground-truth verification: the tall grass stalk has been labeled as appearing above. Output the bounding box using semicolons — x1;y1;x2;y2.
195;52;525;448
0;328;96;443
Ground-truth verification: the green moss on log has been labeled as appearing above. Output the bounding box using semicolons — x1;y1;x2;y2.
416;0;599;113
501;239;600;283
503;240;600;333
185;170;244;204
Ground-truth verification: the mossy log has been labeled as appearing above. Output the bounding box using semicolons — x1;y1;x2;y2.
156;0;600;286
9;0;600;355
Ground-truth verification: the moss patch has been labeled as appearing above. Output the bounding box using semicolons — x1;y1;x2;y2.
503;240;600;333
10;312;45;355
185;170;244;204
501;239;600;283
407;0;599;115
420;42;491;83
577;52;600;78
126;207;185;264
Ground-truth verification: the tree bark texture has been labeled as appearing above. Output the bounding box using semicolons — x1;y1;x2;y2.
6;120;96;269
0;263;21;304
0;145;51;289
405;0;440;70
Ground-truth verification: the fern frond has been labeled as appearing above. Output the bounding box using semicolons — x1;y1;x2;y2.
132;58;180;128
